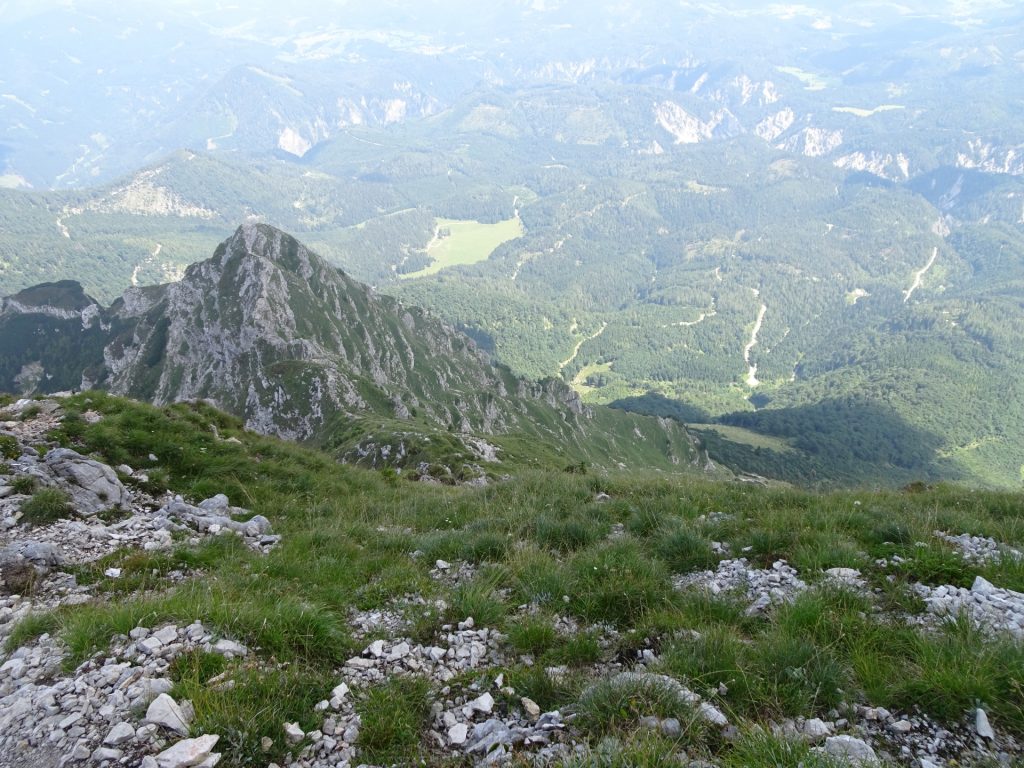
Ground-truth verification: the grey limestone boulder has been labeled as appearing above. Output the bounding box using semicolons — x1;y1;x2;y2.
44;448;131;515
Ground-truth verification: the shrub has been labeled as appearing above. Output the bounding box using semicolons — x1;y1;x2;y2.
1;560;38;595
0;435;19;460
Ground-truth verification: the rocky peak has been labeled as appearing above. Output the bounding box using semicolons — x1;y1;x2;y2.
207;223;320;279
0;225;706;477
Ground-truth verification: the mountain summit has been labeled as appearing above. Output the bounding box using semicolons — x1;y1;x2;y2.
0;224;710;477
102;223;579;440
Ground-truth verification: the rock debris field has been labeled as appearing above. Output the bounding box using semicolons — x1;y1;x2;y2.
1;396;1023;767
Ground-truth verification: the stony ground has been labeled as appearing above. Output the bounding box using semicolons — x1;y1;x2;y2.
1;396;1023;768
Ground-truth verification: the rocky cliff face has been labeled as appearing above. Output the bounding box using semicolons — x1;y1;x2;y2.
1;225;590;442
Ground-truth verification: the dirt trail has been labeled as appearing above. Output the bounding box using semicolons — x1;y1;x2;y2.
744;303;767;387
559;322;608;371
903;247;939;303
130;243;162;287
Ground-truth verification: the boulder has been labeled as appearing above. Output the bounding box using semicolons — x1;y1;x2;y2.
44;448;130;514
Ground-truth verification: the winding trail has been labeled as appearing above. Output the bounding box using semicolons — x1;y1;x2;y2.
744;303;768;388
903;247;939;303
662;305;717;329
130;243;162;287
559;322;608;372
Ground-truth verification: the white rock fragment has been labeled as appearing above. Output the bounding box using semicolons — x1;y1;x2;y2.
103;722;136;746
92;747;123;762
802;718;832;741
154;734;220;768
145;693;192;736
212;638;247;657
973;576;996;596
976;708;995;739
699;701;729;727
823;735;880;766
521;697;541;720
890;719;912;733
448;723;469;745
283;722;305;744
465;692;494;716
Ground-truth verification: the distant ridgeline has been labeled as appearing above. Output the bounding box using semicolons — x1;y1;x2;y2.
0;224;716;482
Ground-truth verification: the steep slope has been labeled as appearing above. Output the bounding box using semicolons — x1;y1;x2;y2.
0;224;710;477
0;281;112;394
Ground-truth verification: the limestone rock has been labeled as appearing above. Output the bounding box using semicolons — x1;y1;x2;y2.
104;722;136;746
284;722;305;744
145;693;191;736
154;734;220;768
823;735;879;766
976;708;995;739
44;447;130;514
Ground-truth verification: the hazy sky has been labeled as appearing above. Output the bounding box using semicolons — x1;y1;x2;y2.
1;0;1017;25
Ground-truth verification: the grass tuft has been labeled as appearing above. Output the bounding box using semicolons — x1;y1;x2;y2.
575;674;703;739
356;676;432;764
20;487;73;526
656;527;719;573
10;475;37;494
508;615;558;657
568;540;674;628
175;664;331;765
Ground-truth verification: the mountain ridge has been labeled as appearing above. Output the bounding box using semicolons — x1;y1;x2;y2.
0;223;713;480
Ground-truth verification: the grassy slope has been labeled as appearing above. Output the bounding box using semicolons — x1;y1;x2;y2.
7;393;1024;767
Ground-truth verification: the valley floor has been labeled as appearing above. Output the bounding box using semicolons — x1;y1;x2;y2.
1;393;1023;768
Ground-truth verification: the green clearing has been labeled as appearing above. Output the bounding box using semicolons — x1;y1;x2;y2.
571;361;614;396
775;66;830;91
399;216;524;279
832;105;906;118
688;423;796;454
